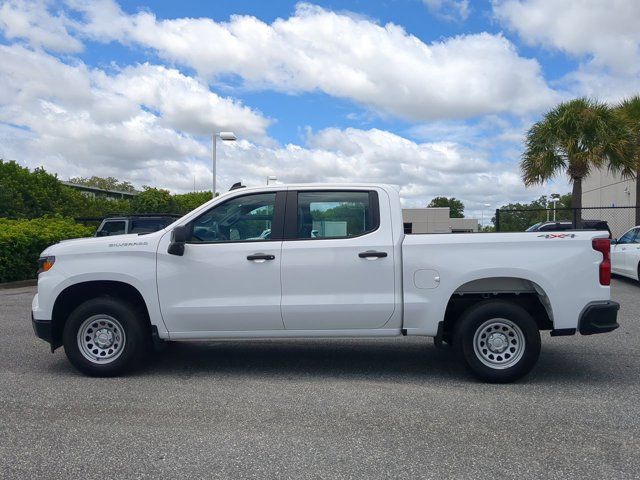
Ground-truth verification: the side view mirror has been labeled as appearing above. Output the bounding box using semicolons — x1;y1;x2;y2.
611;238;618;245
168;225;188;256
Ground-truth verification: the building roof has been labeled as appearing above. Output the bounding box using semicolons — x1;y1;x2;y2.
61;181;138;198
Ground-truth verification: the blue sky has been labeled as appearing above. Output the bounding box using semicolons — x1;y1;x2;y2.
0;0;639;216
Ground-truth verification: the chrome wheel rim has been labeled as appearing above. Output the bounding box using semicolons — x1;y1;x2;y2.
77;315;126;364
473;318;525;369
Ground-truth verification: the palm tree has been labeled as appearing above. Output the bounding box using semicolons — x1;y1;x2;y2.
521;98;633;226
615;95;640;225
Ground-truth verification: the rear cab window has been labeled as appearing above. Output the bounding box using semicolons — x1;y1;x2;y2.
286;190;379;240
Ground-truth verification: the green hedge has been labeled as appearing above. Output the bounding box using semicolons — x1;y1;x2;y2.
0;217;93;282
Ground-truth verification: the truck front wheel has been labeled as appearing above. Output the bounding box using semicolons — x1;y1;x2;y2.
454;300;541;383
62;297;148;376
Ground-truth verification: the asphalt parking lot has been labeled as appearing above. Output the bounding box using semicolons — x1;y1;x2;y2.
1;279;639;479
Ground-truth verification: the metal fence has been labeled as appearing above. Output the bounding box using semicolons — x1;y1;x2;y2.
494;206;639;238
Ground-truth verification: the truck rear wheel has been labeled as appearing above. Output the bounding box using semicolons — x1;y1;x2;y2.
454;300;540;383
62;297;148;376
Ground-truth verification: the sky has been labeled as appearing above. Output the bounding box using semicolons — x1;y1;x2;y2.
0;0;639;219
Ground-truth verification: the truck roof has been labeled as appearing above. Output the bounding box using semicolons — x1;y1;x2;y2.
223;183;400;194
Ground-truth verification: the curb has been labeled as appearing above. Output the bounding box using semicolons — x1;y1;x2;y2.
0;279;37;290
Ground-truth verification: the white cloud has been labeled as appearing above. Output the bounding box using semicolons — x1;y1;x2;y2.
560;66;640;104
0;1;571;212
423;0;470;22
68;1;556;120
494;0;640;74
0;0;82;52
98;64;272;140
176;127;564;210
0;43;274;196
0;44;272;170
1;78;560;210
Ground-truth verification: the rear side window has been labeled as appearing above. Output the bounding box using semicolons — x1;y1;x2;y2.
294;191;377;239
130;219;167;234
99;220;126;236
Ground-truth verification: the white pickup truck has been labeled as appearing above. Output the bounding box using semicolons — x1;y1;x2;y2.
32;184;619;382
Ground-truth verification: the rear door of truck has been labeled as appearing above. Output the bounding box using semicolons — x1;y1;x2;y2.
279;187;396;330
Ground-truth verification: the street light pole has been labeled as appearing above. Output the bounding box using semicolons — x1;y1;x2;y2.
550;194;560;222
212;133;216;197
212;131;237;198
481;203;490;231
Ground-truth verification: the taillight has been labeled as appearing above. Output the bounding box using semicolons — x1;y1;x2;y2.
592;238;610;286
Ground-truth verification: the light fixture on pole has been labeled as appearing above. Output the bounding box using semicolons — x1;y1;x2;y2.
266;175;277;185
212;131;237;197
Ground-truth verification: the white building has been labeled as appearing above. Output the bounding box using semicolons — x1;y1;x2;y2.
582;168;638;236
402;207;479;234
582;167;636;208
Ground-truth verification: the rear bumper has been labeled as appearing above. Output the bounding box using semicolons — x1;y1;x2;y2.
578;301;620;335
31;313;53;344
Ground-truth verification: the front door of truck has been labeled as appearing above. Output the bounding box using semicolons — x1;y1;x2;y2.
157;191;286;335
280;188;396;330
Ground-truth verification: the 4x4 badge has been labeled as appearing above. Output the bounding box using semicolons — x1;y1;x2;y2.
537;233;577;239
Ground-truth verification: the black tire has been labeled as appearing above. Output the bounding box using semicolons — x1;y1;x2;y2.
454;300;541;383
63;297;148;377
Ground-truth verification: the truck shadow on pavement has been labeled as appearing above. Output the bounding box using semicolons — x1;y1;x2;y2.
145;339;468;382
89;338;622;385
45;338;624;385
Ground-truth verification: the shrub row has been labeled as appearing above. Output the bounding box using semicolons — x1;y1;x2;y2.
0;217;93;282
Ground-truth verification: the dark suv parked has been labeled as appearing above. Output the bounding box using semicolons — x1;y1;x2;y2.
526;220;612;238
95;214;181;237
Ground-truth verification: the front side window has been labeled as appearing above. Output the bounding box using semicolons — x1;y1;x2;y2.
189;193;276;243
295;191;375;239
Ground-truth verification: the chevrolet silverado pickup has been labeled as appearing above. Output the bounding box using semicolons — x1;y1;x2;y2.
31;184;620;382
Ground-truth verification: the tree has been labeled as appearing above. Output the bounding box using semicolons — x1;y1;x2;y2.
0;160;79;218
68;176;137;193
495;193;571;232
521;98;633;225
427;196;464;218
130;187;176;213
615;95;640;224
173;191;212;214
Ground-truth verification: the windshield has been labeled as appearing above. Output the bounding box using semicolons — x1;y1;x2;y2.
525;222;542;232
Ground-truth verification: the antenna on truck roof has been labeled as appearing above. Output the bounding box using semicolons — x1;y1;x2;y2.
229;182;245;191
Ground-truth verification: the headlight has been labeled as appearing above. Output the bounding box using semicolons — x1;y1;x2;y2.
37;256;55;274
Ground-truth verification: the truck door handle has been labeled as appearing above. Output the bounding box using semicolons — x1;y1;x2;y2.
247;253;275;261
358;251;387;259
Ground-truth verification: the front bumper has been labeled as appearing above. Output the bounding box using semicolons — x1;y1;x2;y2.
578;301;620;335
31;312;53;344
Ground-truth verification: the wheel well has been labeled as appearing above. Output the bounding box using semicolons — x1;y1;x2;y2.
441;277;553;343
51;281;151;350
